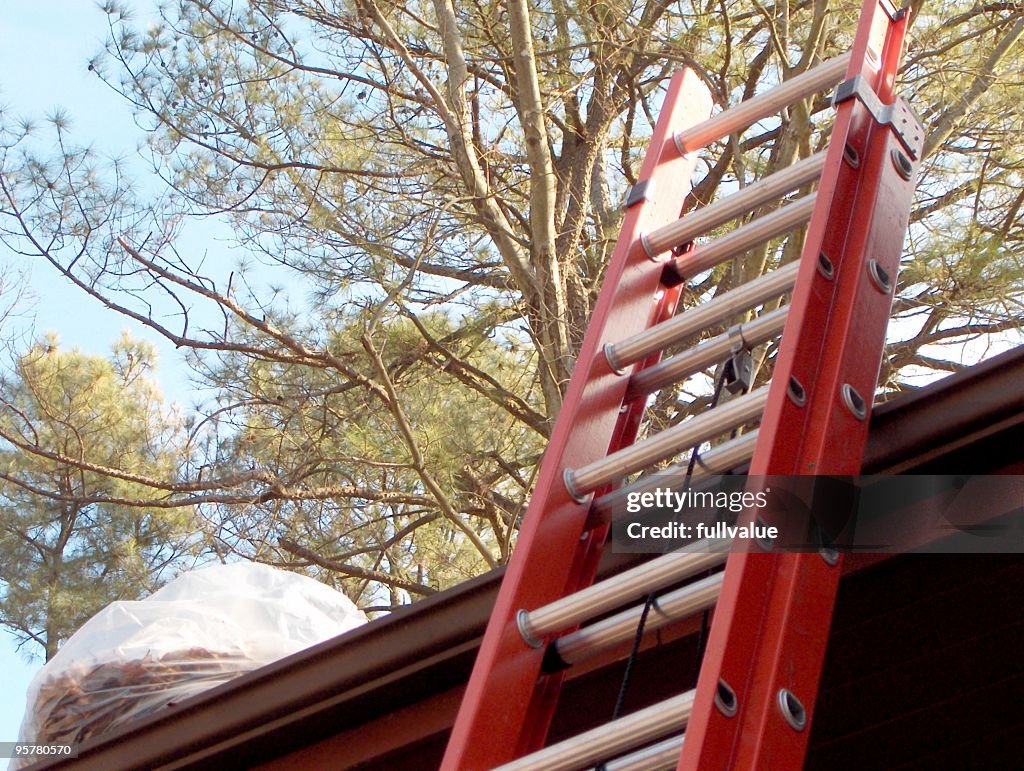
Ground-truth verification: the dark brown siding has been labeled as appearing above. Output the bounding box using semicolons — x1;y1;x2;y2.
808;553;1024;770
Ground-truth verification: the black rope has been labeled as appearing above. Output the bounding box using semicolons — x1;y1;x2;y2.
685;364;731;478
595;595;655;769
609;592;657;722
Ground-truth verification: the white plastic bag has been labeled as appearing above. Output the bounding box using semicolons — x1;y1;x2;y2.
17;562;366;752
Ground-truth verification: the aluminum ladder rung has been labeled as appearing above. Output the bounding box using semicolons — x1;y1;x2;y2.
564;386;769;500
589;430;759;524
670;193;816;282
590;734;684;771
517;539;729;645
643;151;826;259
605;264;798;372
493;690;696;771
673;53;851;154
626;305;789;400
555;572;724;666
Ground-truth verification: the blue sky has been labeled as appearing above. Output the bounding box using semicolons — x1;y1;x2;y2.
1;3;304;751
0;0;179;751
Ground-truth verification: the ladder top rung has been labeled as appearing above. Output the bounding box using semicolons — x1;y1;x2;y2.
674;53;851;155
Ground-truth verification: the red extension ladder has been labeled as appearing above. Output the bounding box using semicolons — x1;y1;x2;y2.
443;0;924;768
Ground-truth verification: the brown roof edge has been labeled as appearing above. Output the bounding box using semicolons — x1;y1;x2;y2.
33;345;1024;770
864;344;1024;473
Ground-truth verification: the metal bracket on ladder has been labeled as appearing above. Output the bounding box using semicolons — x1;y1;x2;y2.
833;75;924;159
625;179;656;209
723;323;755;395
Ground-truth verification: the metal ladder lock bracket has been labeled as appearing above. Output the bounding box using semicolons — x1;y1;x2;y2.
441;0;924;768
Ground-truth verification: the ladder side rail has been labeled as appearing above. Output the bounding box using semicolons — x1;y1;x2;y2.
440;69;713;770
677;1;922;768
517;287;683;754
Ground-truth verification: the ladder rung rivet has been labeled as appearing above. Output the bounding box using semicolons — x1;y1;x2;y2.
604;343;626;375
841;383;867;420
843;143;860;168
714;679;739;717
890;148;913;180
820;544;840;566
817;252;835;280
516;609;543;648
671;132;693;158
777;689;808;731
640;233;661;261
563;468;590;503
867;259;893;294
603;345;627;376
754;516;775;552
787;376;807;407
